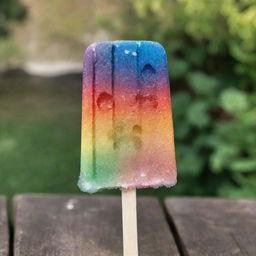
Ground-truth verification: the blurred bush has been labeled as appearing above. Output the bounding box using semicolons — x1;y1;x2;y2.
115;0;256;197
0;0;26;65
0;0;26;36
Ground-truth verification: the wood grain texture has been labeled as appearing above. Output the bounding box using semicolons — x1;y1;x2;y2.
165;197;256;256
121;189;138;256
14;194;179;256
0;197;9;256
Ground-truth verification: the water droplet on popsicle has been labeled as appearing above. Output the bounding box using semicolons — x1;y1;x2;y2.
141;64;156;87
133;125;142;134
142;64;156;74
97;92;114;111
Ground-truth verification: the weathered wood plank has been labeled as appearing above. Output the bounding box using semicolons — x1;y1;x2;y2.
14;195;179;256
165;197;256;256
0;196;9;256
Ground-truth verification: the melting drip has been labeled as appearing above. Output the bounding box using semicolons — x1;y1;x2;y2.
97;92;114;111
141;64;156;87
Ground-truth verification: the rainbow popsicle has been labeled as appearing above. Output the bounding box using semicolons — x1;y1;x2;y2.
78;41;176;193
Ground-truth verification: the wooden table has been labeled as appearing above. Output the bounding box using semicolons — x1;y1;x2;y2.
0;195;255;255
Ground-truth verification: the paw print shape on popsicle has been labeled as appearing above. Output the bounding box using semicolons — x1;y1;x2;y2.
141;64;156;87
135;94;158;110
97;92;143;150
134;63;158;110
109;123;142;150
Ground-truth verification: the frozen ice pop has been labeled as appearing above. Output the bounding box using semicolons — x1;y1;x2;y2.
78;41;176;193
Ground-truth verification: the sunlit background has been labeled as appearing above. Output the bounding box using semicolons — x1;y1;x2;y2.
1;0;256;199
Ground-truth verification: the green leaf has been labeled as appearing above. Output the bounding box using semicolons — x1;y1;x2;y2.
230;159;256;172
170;58;189;79
185;47;206;65
176;144;204;176
187;72;219;95
218;185;256;198
229;40;256;64
219;88;249;114
174;120;190;140
187;101;210;128
172;92;192;119
210;143;240;173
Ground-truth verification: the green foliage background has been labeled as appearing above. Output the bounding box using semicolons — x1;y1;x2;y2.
0;0;26;36
114;0;256;197
0;0;255;199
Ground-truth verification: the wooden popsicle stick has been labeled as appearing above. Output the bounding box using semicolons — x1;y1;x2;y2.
122;189;139;256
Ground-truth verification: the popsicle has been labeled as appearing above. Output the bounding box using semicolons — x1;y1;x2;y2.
78;41;176;193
